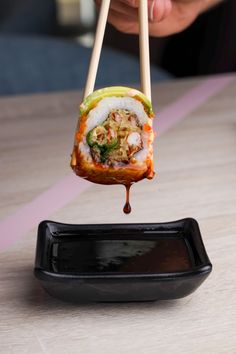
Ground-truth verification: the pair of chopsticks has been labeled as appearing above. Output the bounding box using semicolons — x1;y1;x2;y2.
83;0;151;101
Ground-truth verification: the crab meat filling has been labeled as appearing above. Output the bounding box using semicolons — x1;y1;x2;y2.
86;109;143;165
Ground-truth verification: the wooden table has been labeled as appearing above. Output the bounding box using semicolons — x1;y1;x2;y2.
0;76;236;353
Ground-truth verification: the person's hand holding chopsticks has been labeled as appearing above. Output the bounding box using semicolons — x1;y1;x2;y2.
96;0;223;37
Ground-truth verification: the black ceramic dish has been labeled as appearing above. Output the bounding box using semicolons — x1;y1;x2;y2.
34;218;212;303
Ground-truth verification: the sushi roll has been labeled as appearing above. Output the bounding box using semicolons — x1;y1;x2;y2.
71;86;155;185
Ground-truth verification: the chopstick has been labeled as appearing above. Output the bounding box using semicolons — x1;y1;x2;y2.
83;0;111;100
83;0;151;102
139;0;151;101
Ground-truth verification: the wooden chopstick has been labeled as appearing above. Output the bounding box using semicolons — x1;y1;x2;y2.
139;0;151;101
83;0;151;102
83;0;111;100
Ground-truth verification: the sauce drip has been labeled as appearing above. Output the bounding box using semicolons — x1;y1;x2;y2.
123;184;131;214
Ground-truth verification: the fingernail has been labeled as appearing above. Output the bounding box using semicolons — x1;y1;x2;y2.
148;0;156;22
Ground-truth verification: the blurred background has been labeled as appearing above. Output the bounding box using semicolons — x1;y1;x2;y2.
0;0;235;96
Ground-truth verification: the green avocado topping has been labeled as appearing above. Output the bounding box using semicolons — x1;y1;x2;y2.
80;86;153;117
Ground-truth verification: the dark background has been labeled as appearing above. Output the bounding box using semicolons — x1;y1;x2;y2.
104;0;236;77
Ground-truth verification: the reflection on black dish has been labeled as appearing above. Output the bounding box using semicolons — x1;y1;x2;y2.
51;237;193;274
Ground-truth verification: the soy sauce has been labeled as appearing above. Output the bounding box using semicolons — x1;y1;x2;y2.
123;184;132;214
51;237;193;274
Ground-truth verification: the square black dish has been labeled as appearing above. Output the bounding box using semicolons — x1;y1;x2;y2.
34;218;212;302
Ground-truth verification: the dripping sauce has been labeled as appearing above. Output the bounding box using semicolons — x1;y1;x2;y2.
123;184;132;214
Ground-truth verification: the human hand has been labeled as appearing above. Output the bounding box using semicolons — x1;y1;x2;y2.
95;0;222;37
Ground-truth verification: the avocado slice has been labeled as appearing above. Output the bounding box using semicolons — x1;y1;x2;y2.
80;86;153;117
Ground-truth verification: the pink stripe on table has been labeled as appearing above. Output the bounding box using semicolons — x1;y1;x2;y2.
0;75;234;252
0;175;90;251
156;75;235;133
